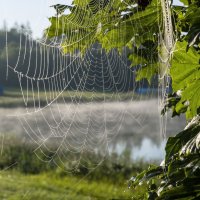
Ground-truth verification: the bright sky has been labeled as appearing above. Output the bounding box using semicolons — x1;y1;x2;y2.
0;0;183;38
0;0;73;38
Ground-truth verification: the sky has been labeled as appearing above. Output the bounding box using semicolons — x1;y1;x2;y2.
0;0;73;38
0;0;183;38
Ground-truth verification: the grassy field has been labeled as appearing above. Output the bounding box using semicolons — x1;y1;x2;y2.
0;170;146;200
0;138;148;200
0;87;144;107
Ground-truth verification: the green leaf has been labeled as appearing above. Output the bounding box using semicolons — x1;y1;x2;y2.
135;64;158;84
171;41;200;118
179;0;189;6
165;121;200;161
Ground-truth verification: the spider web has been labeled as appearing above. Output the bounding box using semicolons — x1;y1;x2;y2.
4;0;175;172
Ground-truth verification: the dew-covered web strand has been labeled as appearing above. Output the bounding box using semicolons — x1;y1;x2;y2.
18;45;109;170
4;0;174;172
158;0;176;139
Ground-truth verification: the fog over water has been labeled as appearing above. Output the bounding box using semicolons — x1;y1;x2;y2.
0;99;186;162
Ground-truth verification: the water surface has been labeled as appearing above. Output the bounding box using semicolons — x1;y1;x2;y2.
0;99;185;162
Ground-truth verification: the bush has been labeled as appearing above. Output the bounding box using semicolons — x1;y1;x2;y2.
0;137;147;183
0;138;55;173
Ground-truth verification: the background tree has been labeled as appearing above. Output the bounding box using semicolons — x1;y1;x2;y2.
0;25;136;92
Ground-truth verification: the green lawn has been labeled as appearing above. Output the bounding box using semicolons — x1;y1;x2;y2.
0;170;146;200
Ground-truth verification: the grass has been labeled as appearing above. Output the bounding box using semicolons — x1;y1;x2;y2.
0;87;145;107
0;170;146;200
0;137;148;199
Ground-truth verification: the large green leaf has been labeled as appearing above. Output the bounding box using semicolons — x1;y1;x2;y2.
171;42;200;90
184;5;200;50
171;41;200;118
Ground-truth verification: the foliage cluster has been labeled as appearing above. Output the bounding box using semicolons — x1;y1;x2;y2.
47;0;161;83
133;0;200;199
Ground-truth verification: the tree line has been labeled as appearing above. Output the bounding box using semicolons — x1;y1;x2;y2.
0;24;154;92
